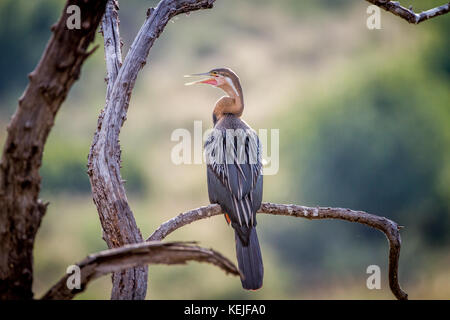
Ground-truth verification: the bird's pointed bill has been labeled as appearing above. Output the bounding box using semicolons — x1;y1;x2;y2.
184;72;218;86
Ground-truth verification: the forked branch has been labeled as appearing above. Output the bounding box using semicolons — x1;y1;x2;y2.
41;241;239;300
148;202;408;300
366;0;450;24
88;0;216;299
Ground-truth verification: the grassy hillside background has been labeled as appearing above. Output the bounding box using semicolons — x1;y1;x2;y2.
0;0;449;299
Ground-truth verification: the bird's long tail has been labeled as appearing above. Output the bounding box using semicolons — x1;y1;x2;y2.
234;227;264;290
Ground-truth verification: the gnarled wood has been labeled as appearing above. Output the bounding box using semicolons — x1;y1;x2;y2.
0;0;107;300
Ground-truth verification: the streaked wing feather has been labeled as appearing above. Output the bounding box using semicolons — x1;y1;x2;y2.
205;127;262;228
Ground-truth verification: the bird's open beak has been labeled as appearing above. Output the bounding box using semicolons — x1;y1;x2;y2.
184;72;218;86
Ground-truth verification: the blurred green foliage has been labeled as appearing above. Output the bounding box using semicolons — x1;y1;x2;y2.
0;0;61;110
40;139;147;195
275;8;450;284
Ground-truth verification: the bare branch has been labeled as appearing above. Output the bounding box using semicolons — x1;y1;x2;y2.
41;241;239;300
87;0;216;299
148;204;223;242
0;0;108;300
366;0;450;24
102;0;122;99
148;202;408;300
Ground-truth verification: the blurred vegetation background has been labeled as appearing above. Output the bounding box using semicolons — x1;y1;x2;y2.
0;0;448;299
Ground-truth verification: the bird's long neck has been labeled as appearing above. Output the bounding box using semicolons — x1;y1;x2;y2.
213;84;244;125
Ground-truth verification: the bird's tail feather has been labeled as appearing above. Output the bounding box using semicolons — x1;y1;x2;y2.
234;227;264;290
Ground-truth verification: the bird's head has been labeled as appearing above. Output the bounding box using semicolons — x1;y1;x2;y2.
185;67;242;98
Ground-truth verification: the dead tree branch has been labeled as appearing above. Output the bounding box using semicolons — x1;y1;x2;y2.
102;0;123;100
41;241;239;300
0;0;107;300
91;0;148;300
148;202;408;300
366;0;450;24
87;0;216;300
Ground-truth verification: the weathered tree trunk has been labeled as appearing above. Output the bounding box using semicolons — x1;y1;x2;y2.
0;0;107;299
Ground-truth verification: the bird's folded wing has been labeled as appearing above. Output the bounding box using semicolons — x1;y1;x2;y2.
205;129;262;226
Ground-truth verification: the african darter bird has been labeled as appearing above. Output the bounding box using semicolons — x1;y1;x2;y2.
185;68;264;290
